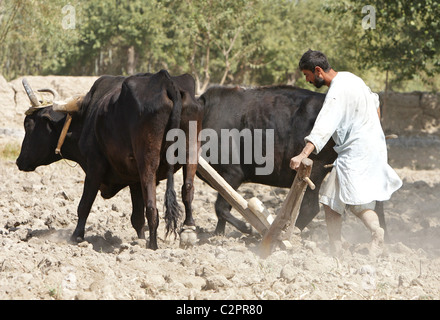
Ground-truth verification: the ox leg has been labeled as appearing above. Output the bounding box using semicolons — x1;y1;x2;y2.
214;196;230;234
138;163;160;250
134;130;162;249
214;194;253;235
146;205;159;250
180;164;197;247
212;169;252;235
181;165;196;227
295;188;321;230
129;183;145;239
71;175;100;242
295;167;328;230
143;178;159;250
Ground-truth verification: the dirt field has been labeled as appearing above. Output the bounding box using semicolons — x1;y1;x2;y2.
0;133;439;300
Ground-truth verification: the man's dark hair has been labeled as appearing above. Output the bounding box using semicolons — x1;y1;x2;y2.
299;49;331;72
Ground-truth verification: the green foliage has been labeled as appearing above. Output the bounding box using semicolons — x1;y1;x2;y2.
1;0;439;92
0;0;80;79
326;0;440;90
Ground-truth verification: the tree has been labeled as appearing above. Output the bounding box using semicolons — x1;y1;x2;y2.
59;0;166;76
326;0;440;88
0;0;80;80
248;0;345;86
2;0;438;92
164;0;263;93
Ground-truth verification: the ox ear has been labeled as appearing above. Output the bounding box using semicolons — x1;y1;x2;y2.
53;95;84;113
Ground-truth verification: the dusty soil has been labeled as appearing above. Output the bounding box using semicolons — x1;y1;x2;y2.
0;133;439;300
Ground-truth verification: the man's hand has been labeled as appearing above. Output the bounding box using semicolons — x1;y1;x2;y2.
290;153;307;171
290;142;316;171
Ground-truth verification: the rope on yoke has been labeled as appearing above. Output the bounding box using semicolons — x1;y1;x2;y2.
55;113;77;168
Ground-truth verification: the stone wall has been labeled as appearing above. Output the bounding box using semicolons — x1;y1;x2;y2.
379;91;440;137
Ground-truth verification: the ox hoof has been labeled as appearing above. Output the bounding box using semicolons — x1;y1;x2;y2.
244;223;257;236
179;225;197;248
71;236;84;244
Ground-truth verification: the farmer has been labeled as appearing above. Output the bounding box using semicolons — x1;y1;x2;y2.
290;49;402;256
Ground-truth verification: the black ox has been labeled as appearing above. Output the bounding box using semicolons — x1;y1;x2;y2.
197;85;387;237
16;70;203;250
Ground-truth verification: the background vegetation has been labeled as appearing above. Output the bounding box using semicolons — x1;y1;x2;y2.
1;0;439;93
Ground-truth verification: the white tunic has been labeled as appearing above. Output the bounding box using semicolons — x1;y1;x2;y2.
305;72;402;205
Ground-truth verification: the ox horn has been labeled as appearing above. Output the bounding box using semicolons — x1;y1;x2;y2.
37;88;60;102
22;78;41;107
53;95;83;113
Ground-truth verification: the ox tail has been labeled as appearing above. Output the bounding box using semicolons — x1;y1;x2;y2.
162;70;183;239
165;172;180;239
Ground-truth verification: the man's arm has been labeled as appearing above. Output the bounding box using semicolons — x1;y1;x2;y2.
290;141;316;170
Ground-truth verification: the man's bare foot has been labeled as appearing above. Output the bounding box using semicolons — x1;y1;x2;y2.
329;240;343;257
370;227;385;257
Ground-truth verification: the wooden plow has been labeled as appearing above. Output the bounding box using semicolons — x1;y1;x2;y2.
197;156;315;258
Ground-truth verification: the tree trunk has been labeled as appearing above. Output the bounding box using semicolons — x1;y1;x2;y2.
382;69;389;121
127;46;136;75
199;39;211;94
219;60;230;86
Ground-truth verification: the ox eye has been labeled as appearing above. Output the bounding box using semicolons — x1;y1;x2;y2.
44;118;58;132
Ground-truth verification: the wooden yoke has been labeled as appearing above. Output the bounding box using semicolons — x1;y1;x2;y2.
260;158;314;258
